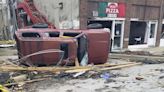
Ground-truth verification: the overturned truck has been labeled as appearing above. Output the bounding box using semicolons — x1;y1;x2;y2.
15;28;110;66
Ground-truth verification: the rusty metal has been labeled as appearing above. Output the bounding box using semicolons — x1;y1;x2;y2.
15;28;110;66
17;49;64;66
84;30;110;64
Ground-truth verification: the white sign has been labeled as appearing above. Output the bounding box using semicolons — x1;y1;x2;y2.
106;3;119;18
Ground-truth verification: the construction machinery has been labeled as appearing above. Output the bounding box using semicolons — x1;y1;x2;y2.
16;0;55;28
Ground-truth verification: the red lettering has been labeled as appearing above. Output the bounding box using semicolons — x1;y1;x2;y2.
106;8;119;14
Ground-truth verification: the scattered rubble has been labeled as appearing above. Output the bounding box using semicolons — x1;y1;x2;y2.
0;57;141;92
0;47;164;92
0;73;10;84
0;40;16;45
135;76;144;80
120;50;152;56
0;40;16;48
0;85;9;92
23;63;164;92
111;53;164;64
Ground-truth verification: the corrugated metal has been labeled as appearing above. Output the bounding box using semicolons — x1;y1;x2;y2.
15;29;110;66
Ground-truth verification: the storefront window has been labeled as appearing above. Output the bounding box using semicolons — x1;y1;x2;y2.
129;21;146;45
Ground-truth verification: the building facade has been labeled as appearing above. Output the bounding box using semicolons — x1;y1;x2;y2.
0;0;17;40
33;0;79;29
34;0;164;51
80;0;164;51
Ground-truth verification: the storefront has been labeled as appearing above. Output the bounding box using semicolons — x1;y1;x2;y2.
80;0;163;51
87;2;126;51
128;20;158;50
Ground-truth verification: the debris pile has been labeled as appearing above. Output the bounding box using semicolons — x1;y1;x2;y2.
0;40;16;48
0;59;141;92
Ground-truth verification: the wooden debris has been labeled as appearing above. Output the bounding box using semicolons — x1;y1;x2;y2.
0;44;15;48
0;62;142;89
73;71;86;78
12;74;27;83
0;40;16;45
2;60;19;67
65;63;142;73
0;63;135;72
0;85;9;92
75;58;80;67
0;62;141;73
4;78;50;87
136;76;144;80
100;63;141;71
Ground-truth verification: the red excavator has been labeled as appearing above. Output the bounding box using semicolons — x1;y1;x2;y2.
16;0;55;29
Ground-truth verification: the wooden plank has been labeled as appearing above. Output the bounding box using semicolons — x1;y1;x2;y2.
65;63;142;73
100;63;142;71
75;58;80;67
0;62;135;72
0;40;15;44
4;78;50;87
64;62;135;70
0;63;139;73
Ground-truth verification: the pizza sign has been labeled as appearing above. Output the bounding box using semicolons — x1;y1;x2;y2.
106;3;119;13
106;3;125;18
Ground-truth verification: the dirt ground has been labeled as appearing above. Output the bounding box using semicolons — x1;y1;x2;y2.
24;60;164;92
0;47;17;56
0;47;164;92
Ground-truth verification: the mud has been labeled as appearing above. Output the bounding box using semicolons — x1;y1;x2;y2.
22;61;164;92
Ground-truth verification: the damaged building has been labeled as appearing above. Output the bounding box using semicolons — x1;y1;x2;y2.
0;0;11;40
33;0;79;29
33;0;164;51
0;0;17;40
